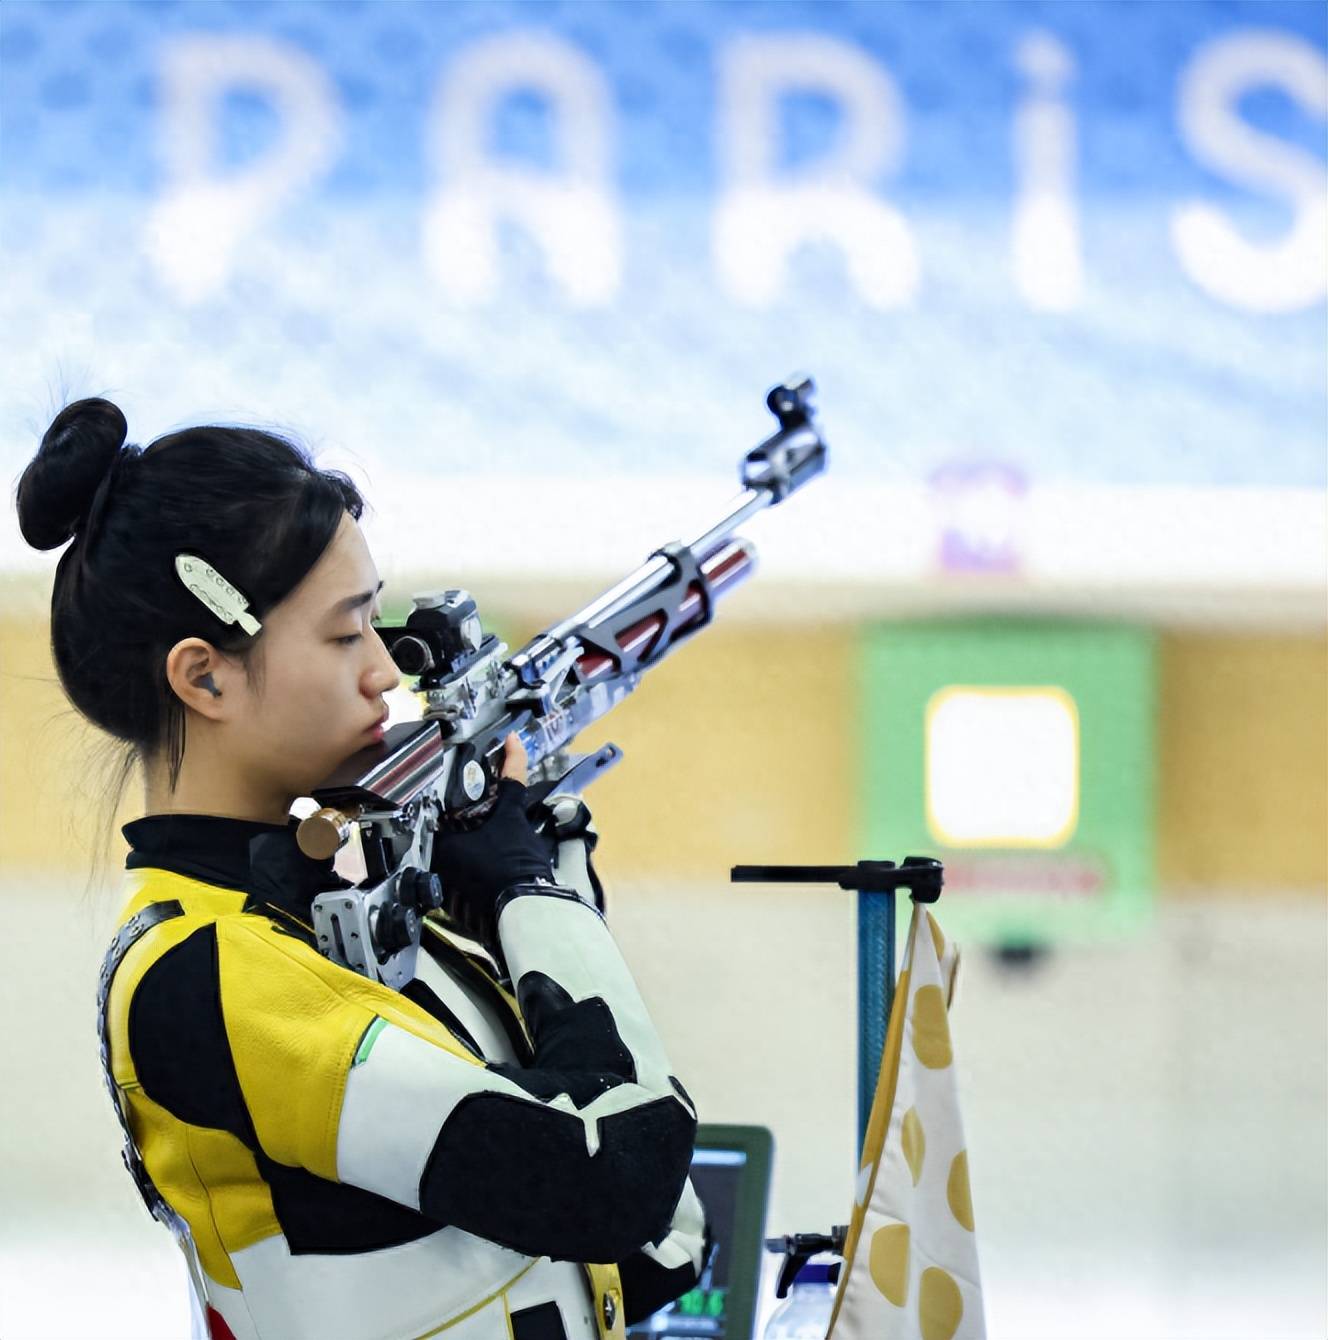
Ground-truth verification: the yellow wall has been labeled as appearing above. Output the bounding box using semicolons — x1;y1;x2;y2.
1;596;1324;891
576;625;858;880
1156;633;1327;890
0;594;128;871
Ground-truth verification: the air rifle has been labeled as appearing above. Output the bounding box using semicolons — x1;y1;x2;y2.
301;377;828;987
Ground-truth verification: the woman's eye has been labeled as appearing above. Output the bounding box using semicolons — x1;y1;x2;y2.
337;608;382;645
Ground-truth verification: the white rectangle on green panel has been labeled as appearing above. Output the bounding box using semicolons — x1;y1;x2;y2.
860;621;1157;946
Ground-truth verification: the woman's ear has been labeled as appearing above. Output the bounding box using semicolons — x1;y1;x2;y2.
165;638;229;719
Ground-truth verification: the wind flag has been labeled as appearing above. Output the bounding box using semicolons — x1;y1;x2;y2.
827;905;985;1340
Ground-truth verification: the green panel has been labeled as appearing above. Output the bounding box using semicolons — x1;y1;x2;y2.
693;1124;773;1340
859;619;1157;946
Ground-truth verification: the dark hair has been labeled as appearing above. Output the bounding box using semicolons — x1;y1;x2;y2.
15;397;364;809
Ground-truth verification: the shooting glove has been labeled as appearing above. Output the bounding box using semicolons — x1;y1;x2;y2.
431;777;555;949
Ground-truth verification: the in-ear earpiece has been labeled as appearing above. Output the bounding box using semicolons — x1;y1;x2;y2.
199;672;221;698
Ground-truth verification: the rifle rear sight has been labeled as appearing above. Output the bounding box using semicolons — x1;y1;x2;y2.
377;590;495;686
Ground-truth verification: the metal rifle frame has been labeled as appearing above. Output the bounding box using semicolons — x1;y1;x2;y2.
297;377;829;988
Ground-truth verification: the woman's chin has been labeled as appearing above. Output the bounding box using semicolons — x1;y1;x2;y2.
333;730;382;770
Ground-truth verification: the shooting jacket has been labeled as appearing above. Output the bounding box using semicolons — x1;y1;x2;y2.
102;814;705;1340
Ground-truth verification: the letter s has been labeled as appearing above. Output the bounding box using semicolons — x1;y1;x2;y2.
1171;30;1328;313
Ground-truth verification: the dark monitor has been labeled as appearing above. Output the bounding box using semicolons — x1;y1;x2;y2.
629;1123;774;1340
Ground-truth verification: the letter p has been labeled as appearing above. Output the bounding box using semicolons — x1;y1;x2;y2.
147;35;343;304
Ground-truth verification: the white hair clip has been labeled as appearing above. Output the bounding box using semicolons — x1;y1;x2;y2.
174;553;262;635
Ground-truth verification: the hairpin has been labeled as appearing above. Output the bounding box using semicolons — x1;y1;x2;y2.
174;554;262;635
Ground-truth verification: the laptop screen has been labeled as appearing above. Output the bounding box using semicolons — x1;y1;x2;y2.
629;1124;773;1340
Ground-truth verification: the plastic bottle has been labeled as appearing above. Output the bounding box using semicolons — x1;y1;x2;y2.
762;1261;839;1340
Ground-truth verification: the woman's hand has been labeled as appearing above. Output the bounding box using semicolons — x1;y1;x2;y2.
431;734;554;949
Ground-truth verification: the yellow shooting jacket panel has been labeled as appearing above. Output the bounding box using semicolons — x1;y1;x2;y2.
105;865;483;1287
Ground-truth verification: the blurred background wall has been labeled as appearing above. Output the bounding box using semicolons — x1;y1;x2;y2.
1;2;1324;1338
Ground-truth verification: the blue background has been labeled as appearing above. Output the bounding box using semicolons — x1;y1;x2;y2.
2;0;1324;490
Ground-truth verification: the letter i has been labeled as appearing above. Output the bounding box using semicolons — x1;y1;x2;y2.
1012;31;1083;311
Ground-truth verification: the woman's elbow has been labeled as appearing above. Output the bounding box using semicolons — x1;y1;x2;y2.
422;1090;696;1262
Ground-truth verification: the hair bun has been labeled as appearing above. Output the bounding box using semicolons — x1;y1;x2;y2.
16;398;130;551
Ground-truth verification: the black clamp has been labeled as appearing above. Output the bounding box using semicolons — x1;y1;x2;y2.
640;540;715;665
571;539;715;676
731;857;943;903
764;1226;847;1299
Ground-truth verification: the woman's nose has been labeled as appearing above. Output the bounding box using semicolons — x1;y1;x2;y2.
378;655;402;696
370;631;402;695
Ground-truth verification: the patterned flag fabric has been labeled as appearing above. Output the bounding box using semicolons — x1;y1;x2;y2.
828;906;985;1340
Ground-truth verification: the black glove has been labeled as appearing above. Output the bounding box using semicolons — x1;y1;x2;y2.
431;777;556;949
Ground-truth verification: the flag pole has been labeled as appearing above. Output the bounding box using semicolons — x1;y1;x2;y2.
856;886;895;1152
729;859;944;1167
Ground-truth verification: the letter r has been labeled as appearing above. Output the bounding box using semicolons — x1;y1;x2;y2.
714;33;920;308
423;32;622;306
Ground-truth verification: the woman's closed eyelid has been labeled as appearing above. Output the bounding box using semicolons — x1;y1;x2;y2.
333;601;386;636
335;612;385;643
